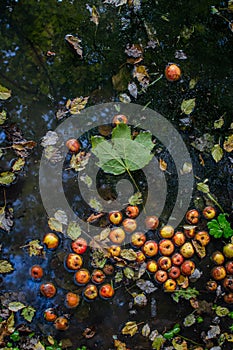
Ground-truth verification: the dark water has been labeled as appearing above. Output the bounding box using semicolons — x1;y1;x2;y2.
0;0;233;349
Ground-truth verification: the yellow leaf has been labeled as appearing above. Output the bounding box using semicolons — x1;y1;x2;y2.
121;321;138;336
133;65;150;86
48;335;55;345
12;158;25;172
48;217;63;233
159;158;167;171
172;337;188;350
224;333;233;342
114;339;127;350
91;5;99;25
34;341;45;350
223;134;233;152
192;240;206;258
6;313;15;333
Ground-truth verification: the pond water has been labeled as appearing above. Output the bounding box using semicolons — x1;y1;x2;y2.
0;0;233;349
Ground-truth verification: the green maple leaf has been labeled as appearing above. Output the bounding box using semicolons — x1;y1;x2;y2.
91;123;154;175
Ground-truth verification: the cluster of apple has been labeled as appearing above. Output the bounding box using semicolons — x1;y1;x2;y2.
206;245;233;304
107;206;214;292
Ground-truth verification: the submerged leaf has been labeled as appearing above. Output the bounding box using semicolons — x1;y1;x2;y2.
89;198;103;212
80;174;93;188
0;260;14;273
41;131;59;147
54;209;68;225
70;152;91;171
0;110;7;125
128;192;143;205
67;221;81;240
21;306;36;322
211;144;223;163
44;145;63;164
0;171;16;185
48;217;63;233
181;98;196;115
67;96;89;114
214;116;224;129
0;84;11;100
152;335;165;350
121;321;138;336
183;313;196;327
114;339;127;350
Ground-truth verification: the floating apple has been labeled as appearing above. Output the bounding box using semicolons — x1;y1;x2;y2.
154;270;168;283
225;261;233;275
44;308;57;322
163;278;177;291
65;253;83;270
183;225;196;239
180;242;195;258
91;269;106;284
131;232;146;248
147;260;158;273
211;251;225;265
30;265;43;280
223;243;233;259
145;215;159;230
43;233;59;249
99;283;115;299
126;205;139;219
109;228;125;244
211;266;226;281
40;282;56;298
159;239;175;256
74;268;91;285
206;280;218;292
122;218;137;233
194;231;210;246
136;251;146;263
142;240;158;257
168;266;181;280
54;316;69;330
65;292;80;308
158;256;172;270
172;231;186;246
109;211;123;225
112;114;128;125
160;225;174;239
223;275;233;291
202;206;216;219
186;209;199;224
66;138;80;153
71;237;87;255
224;293;233;304
165;63;181;82
83;284;98;300
109;245;121;257
171;253;184;266
180;260;195;276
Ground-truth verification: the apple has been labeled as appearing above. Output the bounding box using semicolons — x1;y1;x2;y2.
224;293;233;304
225;261;233;275
206;280;218;292
211;251;225;265
103;264;115;275
180;260;195;276
126;205;139;219
74;268;91;285
142;240;158;257
122;218;137;233
71;237;87;255
112;114;128;125
99;283;115;299
44;308;57;322
158;256;172;270
65;292;80;308
223;243;233;259
136;251;146;263
165;63;181;82
65;253;83;270
172;231;186;246
211;266;227;281
145;216;159;230
154;270;168;283
159;225;174;239
91;269;106;284
194;231;210;246
131;232;146;248
54;316;69;330
147;260;158;273
30;265;43;280
43;233;59;249
66;138;80;153
223;275;233;291
180;242;195;258
109;211;123;225
40;282;56;298
168;266;181;279
185;209;199;225
109;245;121;257
183;225;196;239
171;253;184;266
159;239;175;256
109;228;125;244
202;206;216;219
163;278;177;291
83;284;98;300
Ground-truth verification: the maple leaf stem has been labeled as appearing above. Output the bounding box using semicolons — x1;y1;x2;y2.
125;168;140;192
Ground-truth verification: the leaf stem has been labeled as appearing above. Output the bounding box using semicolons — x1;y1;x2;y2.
178;334;203;346
126;168;140;193
207;193;224;213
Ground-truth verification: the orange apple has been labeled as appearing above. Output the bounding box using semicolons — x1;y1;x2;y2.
159;239;175;256
180;260;195;276
160;225;174;239
65;253;83;270
122;218;137;233
142;240;158;257
145;216;159;230
185;209;199;224
172;231;186;246
99;283;115;299
54;316;69;330
165;63;181;82
131;232;146;248
109;228;125;244
43;233;59;249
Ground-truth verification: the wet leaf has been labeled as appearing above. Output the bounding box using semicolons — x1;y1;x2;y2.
125;43;143;58
48;217;63;233
0;206;14;232
41;131;59;147
214;116;224;129
24;239;44;257
211;144;223;163
128;191;143;205
149;329;159;341
142;323;150;337
172;288;199;303
181;98;196;115
89;197;103;212
0;260;14;273
0;171;16;185
115;270;123;283
54;209;68;225
137;262;147;278
34;341;45;350
191;133;214;152
223;134;233;152
112;66;131;92
152;335;165;350
67;221;81;240
8;301;26;312
65;34;83;58
134;293;147;307
189;78;198;89
124;267;134;279
119;93;131;103
207;213;233;239
136;279;157;294
67;96;89;114
224;333;233;342
133;65;150;87
215;306;229;317
180;162;192;175
192;240;206;258
48;335;55;345
128;81;138;98
159;158;167;171
87;212;104;223
172;337;188;350
12;140;36;158
21;306;36;322
228;0;233;11
70;152;91;171
90;5;99;26
83;326;96;338
114;339;127;350
0;84;11;100
183;313;196;327
44;145;63;163
99;228;110;241
121;321;138;336
12;157;25;172
197;182;209;194
91;249;107;268
80;173;93;188
0;110;7;125
120;249;137;261
176;274;189;289
206;325;220;339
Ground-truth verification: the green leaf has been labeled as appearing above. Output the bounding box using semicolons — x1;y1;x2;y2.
67;221;81;240
115;270;123;283
0;110;7;125
211;144;223;163
183;313;196;327
8;302;26;312
12;158;25;172
189;78;198;89
0;260;14;273
128;192;143;205
181;98;196;115
120;249;137;261
214;116;224;129
197;182;210;194
0;171;16;185
89;197;103;212
152;335;165;350
48;217;63;233
123;267;134;279
172;288;199;303
215;306;229;317
0;84;11;100
21;306;36;322
207;214;233;239
112;123;131;140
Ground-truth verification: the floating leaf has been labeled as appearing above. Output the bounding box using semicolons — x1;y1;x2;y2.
136;279;157;294
214;116;224;129
103;0;127;7
80;174;93;188
8;302;26;312
67;221;81;240
191;133;214;152
180;162;192;174
223;134;233;152
224;333;233;342
90;5;99;26
183;313;196;327
206;325;221;339
0;171;16;185
192;240;206;258
41;131;59;147
121;321;138;336
115;270;123;283
172;287;199;303
54;209;68;226
128;192;143;205
0;84;11;100
207;213;233;239
120;249;137;261
34;341;45;350
142;323;150;337
112;66;131;92
48;217;63;233
0;260;14;273
152;335;165;350
24;239;44;257
12;140;36;158
70;152;91;171
189;78;198;89
215;306;229;317
125;43;143;58
12;158;25;172
114;339;127;350
133;65;150;87
91;249;107;268
124;267;134;279
159;158;167;171
67;96;89;114
0;206;14;232
65;34;83;58
134;293;147;307
149;329;159;341
211;144;223;163
181;98;196;115
197;182;210;194
0;110;7;125
21;306;36;322
172;337;188;350
119;93;131;103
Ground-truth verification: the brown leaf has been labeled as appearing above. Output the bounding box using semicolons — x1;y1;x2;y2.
67;96;89;114
65;34;83;58
87;212;104;223
12;140;36;158
223;134;233;152
159;158;167;171
82;327;96;338
192;240;206;258
133;65;149;87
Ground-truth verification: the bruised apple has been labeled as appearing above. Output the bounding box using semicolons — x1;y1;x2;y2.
145;216;159;230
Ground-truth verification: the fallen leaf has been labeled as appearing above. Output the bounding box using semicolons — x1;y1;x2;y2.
80;174;93;188
152;335;165;350
197;182;210;194
125;43;143;58
23;239;44;257
34;341;45;350
192;240;206;258
8;301;26;312
91;249;107;268
159;158;167;171
121;321;138;336
99;227;110;241
103;0;127;6
91;5;99;26
189;78;198;89
70;152;91;171
67;221;81;240
21;306;36;322
134;293;147;307
65;34;83;58
54;209;68;225
223;134;233;152
0;206;14;232
12;140;36;158
128;81;138;98
136;279;157;294
123;267;134;279
141;323;150;337
12;158;25;172
215;306;229;317
0;110;7;125
114;339;127;350
214;116;224;129
0;171;16;185
115;270;123;283
48;217;63;233
180;162;192;174
183;313;196;327
67;96;89;114
112;66;131;92
181;98;196;115
211;144;223;163
206;325;220;339
172;337;188;350
0;260;14;273
83;326;96;338
119;93;131;103
89;197;103;212
133;65;150;87
120;249;137;261
0;84;11;100
224;333;233;342
41;131;59;147
87;212;104;223
149;329;159;341
191;133;214;152
128;192;143;205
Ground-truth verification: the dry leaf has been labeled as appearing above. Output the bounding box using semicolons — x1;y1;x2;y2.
121;321;138;336
172;337;188;350
223;134;233;152
192;240;206;258
133;65;149;87
0;260;14;273
12;158;25;172
67;96;89;114
65;34;83;58
120;249;137;261
70;152;91;171
87;212;104;223
22;240;44;257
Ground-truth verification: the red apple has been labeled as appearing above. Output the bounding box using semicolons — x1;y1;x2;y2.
194;231;210;246
159;225;174;239
65;292;80;308
168;266;181;279
66;138;80;153
91;269;106;284
131;232;146;248
40;282;56;298
180;260;195;276
126;205;139;219
202;206;216;219
154;270;168;283
30;265;43;280
54;316;69;330
171;253;184;266
71;237;87;255
158;256;172;271
172;231;186;246
206;280;218;292
183;225;196;239
99;283;115;299
122;218;137;233
225;261;233;275
145;216;159;230
224;293;233;304
109;211;123;225
185;209;199;224
211;266;226;281
44;308;57;322
159;239;175;256
165;63;181;82
142;240;158;257
223;275;233;291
